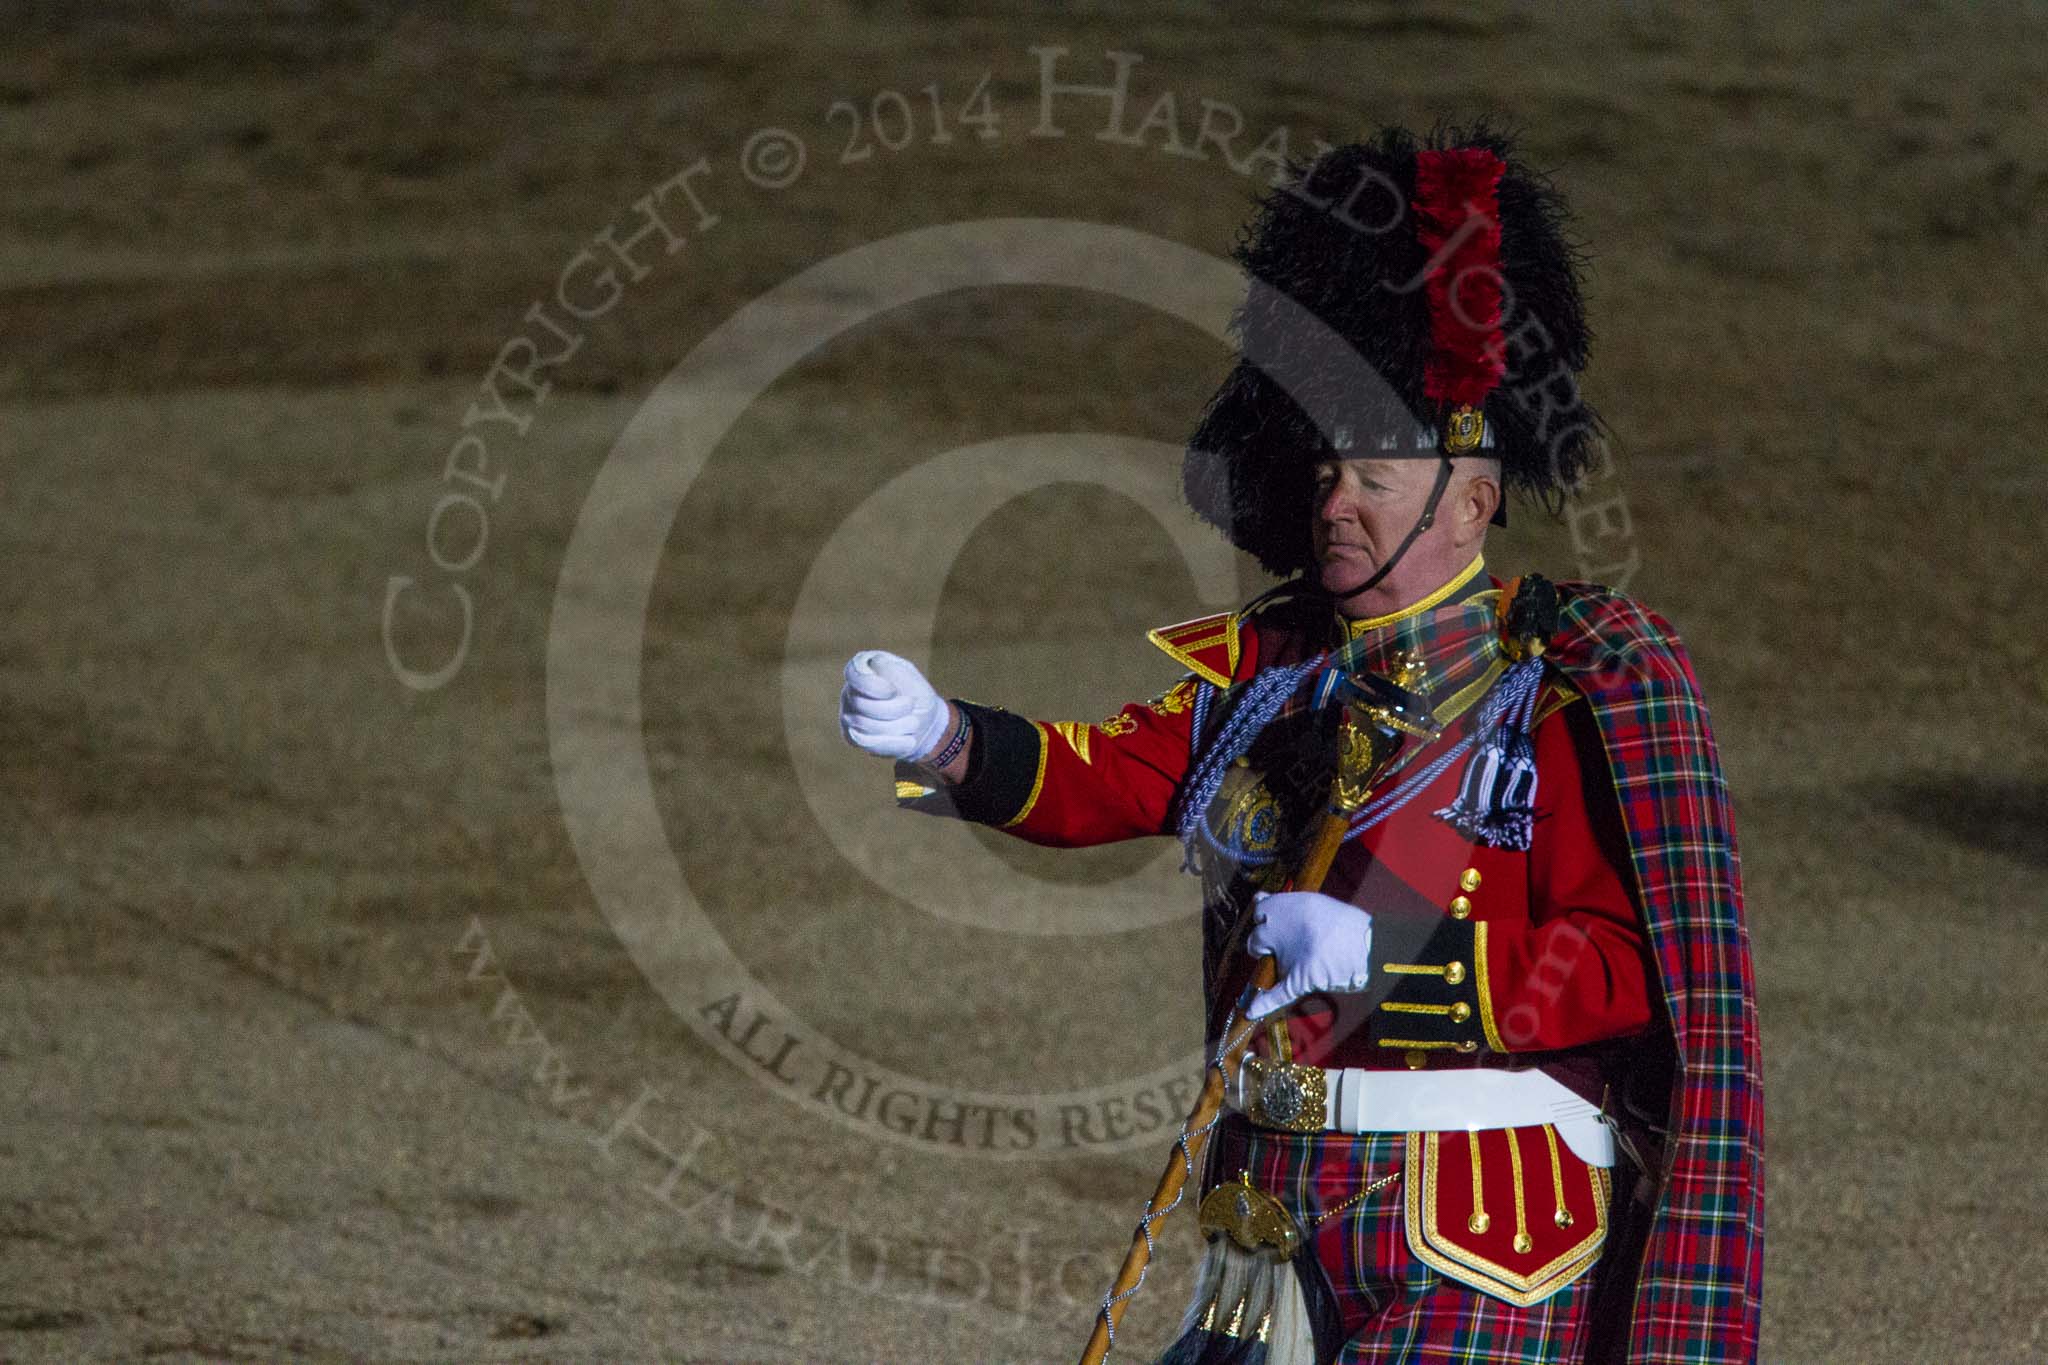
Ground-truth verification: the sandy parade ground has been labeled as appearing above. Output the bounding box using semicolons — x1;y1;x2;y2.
5;3;2047;1361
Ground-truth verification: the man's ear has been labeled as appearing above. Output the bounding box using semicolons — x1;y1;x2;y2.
1453;464;1501;545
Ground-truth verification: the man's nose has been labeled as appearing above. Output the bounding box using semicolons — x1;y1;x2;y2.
1317;478;1353;522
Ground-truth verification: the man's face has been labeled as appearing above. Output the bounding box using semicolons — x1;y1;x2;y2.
1309;457;1442;598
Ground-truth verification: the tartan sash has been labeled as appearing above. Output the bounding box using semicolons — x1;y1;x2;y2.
1545;584;1765;1363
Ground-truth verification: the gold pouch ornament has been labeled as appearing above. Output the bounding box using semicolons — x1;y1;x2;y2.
1197;1170;1305;1260
1170;1174;1330;1365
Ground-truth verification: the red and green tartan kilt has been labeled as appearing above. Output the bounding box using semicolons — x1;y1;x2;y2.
1208;1115;1603;1363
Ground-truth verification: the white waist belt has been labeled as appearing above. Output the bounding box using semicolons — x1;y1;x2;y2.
1234;1063;1615;1168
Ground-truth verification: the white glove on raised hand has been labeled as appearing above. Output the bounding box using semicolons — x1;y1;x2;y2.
839;650;954;763
1242;890;1374;1020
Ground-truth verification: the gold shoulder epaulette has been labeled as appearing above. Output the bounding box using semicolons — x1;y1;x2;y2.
1146;610;1240;688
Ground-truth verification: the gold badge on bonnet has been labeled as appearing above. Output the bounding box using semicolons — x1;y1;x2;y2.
1444;403;1486;453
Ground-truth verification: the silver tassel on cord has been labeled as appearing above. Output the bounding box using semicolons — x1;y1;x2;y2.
1432;655;1544;851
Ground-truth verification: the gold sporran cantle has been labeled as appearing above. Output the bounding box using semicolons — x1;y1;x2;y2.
1149;1172;1337;1365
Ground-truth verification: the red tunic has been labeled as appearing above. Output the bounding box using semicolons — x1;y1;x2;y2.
903;590;1657;1072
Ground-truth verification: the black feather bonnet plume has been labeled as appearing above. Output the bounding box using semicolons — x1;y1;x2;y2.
1183;121;1602;577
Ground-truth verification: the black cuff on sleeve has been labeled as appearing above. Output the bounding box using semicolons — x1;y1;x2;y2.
892;701;1043;827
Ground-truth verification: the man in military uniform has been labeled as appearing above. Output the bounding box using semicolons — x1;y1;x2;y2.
840;126;1763;1363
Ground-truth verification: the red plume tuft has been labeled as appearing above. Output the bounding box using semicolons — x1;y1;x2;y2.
1412;147;1507;410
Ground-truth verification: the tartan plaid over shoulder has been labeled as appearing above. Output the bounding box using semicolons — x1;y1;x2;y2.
1547;583;1764;1362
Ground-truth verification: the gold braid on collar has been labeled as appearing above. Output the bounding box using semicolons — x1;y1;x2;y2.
1344;556;1486;637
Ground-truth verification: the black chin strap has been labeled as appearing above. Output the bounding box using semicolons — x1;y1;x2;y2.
1322;453;1454;602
